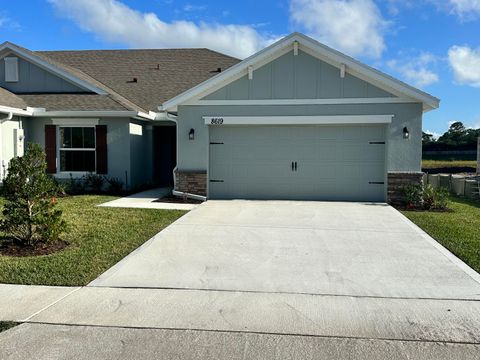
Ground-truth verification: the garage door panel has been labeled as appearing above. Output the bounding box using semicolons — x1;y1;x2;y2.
209;125;386;201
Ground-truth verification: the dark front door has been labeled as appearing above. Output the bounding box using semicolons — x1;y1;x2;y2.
153;126;176;186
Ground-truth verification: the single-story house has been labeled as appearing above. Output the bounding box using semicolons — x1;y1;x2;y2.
0;33;439;202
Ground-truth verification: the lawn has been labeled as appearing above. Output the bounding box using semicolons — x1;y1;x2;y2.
401;196;480;274
0;195;185;286
422;159;477;169
0;322;17;333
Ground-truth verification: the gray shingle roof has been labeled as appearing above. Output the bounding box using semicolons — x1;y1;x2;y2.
0;87;27;109
17;94;129;111
36;48;240;112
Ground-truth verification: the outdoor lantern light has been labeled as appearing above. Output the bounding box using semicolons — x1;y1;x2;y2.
188;128;195;140
403;126;410;139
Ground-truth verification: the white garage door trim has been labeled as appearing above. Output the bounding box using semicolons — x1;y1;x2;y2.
204;115;394;126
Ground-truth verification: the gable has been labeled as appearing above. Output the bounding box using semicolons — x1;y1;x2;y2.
0;53;86;94
203;50;394;101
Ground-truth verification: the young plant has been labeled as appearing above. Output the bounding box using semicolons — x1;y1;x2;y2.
0;143;67;246
401;184;423;209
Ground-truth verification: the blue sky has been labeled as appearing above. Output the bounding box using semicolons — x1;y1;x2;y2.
1;0;480;136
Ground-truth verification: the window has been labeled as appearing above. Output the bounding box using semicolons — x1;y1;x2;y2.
4;57;19;82
59;127;96;172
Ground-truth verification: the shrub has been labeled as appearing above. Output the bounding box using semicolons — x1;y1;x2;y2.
106;177;124;194
423;184;449;210
402;184;423;208
83;173;105;193
0;143;67;246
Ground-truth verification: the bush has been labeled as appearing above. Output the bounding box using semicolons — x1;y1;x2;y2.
106;177;124;194
83;173;105;193
0;143;67;246
423;184;449;210
402;184;423;209
65;174;85;195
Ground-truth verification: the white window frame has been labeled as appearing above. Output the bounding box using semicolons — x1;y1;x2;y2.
56;125;96;177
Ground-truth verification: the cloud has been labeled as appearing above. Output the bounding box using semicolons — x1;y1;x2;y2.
183;4;207;12
424;130;441;140
48;0;277;58
448;45;480;87
289;0;388;58
448;0;480;19
0;13;20;30
387;53;439;88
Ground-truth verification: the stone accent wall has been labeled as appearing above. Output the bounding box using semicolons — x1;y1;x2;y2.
388;172;424;205
175;170;207;196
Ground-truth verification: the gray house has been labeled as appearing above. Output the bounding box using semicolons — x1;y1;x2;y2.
0;33;439;202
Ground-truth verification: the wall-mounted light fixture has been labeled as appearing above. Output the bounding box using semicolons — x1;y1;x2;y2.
403;126;410;139
188;128;195;140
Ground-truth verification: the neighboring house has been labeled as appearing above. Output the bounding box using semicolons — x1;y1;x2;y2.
0;33;439;202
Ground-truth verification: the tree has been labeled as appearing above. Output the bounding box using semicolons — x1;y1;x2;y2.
422;132;435;145
1;143;66;246
438;121;468;145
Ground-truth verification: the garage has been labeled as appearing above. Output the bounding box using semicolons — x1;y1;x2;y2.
208;118;387;201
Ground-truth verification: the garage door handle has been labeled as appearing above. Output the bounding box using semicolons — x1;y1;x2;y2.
291;161;294;171
294;161;297;171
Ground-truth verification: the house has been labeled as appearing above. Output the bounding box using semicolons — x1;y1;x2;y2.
0;33;439;202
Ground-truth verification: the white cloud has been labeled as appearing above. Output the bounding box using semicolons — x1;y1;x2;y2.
387;53;439;88
0;13;20;30
48;0;277;58
448;0;480;19
289;0;388;58
424;130;441;139
448;45;480;87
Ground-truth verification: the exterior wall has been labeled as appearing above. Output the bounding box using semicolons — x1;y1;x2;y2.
1;53;85;93
129;121;153;188
0;115;24;180
204;50;394;100
176;103;423;174
24;116;150;189
388;172;424;205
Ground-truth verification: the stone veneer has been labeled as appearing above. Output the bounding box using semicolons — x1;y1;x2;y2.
174;170;207;196
388;172;424;205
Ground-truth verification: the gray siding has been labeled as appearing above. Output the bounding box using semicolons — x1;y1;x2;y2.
176;103;423;173
24;117;152;189
1;54;85;93
204;50;394;100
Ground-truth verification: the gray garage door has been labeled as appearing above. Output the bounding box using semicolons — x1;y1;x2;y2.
208;124;386;201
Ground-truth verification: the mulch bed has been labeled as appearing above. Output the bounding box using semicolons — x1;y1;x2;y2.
0;240;69;257
154;195;203;204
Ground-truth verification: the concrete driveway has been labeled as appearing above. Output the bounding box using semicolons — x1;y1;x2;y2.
90;200;480;300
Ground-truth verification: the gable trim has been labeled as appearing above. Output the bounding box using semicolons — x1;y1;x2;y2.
183;97;417;107
160;33;439;113
0;42;108;95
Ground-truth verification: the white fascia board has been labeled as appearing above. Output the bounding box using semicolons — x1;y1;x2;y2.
160;32;439;112
32;110;138;118
188;97;417;106
0;105;33;116
204;115;393;126
0;42;108;95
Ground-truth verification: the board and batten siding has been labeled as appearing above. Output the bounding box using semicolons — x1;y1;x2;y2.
203;50;395;101
176;103;423;173
0;54;85;93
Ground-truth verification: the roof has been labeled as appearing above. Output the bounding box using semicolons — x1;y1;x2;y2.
0;42;240;113
0;87;27;109
161;33;440;112
36;48;240;112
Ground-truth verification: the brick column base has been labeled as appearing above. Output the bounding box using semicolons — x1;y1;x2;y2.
388;172;424;205
174;170;207;196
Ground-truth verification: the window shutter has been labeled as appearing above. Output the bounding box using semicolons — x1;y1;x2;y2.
96;125;108;174
45;125;57;173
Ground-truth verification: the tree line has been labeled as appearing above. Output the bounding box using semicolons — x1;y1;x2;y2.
423;122;480;151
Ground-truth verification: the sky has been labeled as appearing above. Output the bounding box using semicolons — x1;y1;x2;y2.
1;0;480;137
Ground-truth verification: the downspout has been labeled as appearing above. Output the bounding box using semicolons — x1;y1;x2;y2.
0;112;13;181
163;112;206;202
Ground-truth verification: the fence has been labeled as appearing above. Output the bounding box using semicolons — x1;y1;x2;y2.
424;173;480;200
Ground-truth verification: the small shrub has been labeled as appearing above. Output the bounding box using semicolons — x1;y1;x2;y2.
83;173;105;193
106;177;124;194
65;174;85;195
0;143;67;246
402;184;423;208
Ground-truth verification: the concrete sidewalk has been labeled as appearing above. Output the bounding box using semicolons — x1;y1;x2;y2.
98;187;198;210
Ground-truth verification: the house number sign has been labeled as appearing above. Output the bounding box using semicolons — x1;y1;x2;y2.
210;117;224;125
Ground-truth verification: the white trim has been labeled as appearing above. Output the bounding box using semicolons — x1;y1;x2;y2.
0;105;33;116
33;110;138;118
57;125;97;175
52;118;99;126
0;42;107;95
160;32;439;112
204;115;393;126
186;97;416;106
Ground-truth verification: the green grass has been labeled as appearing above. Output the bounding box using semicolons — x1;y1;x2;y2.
0;195;185;286
0;322;18;332
422;159;477;169
401;196;480;273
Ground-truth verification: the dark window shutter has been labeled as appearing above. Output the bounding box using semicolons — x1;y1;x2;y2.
95;125;108;174
45;125;56;173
